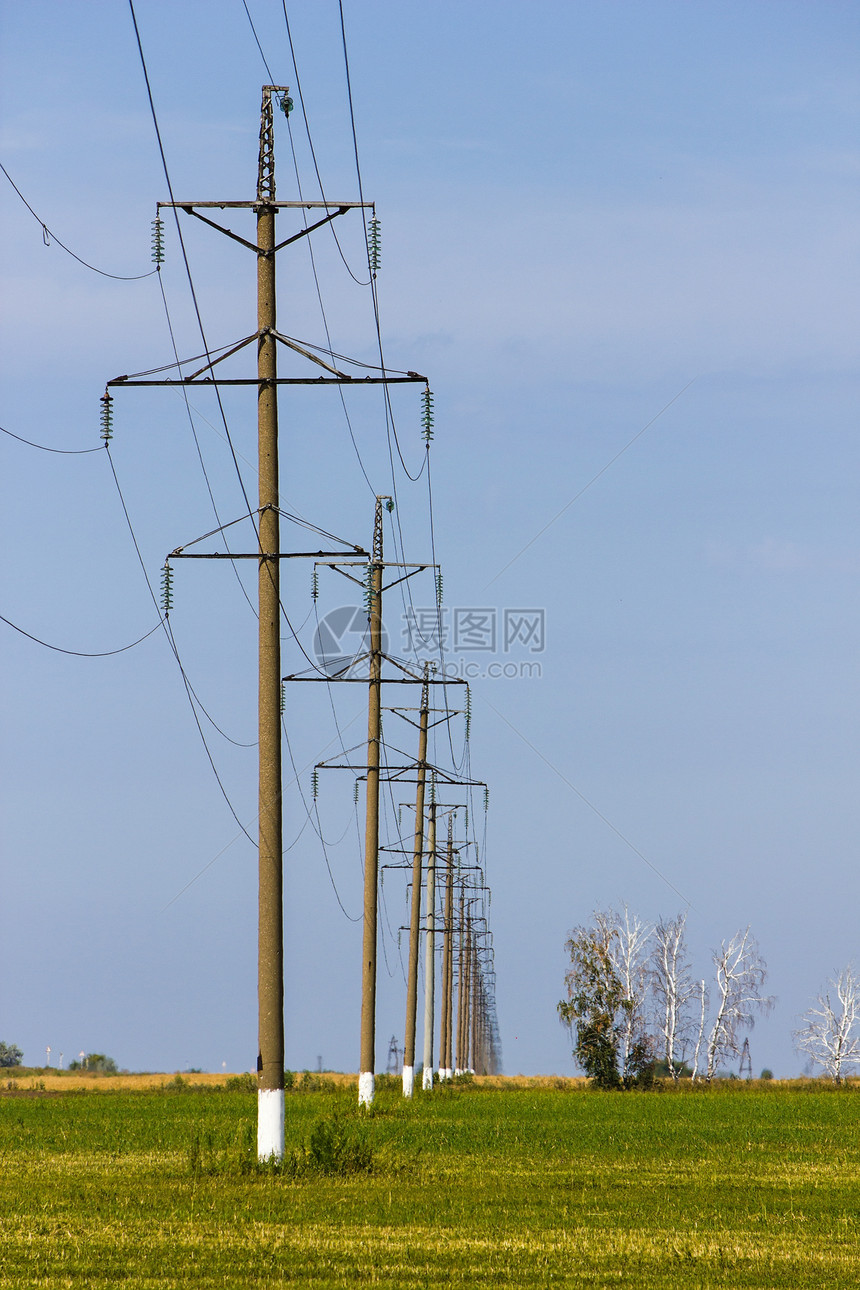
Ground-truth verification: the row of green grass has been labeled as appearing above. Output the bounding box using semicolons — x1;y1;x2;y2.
1;1079;858;1287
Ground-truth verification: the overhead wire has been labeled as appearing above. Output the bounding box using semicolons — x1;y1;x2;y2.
235;6;493;977
224;0;381;903
127;0;260;552
153;267;258;620
243;4;435;770
1;422;103;455
104;440;256;843
159;711;365;912
280;704;361;919
275;24;375;495
0;609;162;658
281;3;371;287
240;0;277;83
343;0;468;857
337;0;426;486
0;160;157;281
337;0;453;786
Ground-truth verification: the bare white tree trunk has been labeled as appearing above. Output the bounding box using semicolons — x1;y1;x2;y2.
795;966;860;1083
691;979;707;1083
651;912;694;1079
705;927;772;1082
604;907;652;1080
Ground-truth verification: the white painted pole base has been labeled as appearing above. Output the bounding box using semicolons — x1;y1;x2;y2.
439;1067;452;1081
422;1065;434;1091
358;1070;375;1107
402;1064;414;1098
257;1088;285;1161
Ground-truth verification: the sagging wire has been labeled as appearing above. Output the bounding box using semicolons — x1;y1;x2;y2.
378;724;407;980
104;441;257;835
279;86;376;492
240;1;377;496
153;237;258;622
245;6;478;932
127;0;262;572
0;161;157;281
281;2;371;287
0;421;102;456
0;608;162;658
241;0;277;83
279;695;361;920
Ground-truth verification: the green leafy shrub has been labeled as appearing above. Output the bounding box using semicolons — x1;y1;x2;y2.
225;1073;256;1093
299;1114;374;1176
0;1042;23;1068
68;1054;117;1074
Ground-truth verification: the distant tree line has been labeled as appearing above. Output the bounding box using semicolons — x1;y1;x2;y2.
559;909;860;1088
68;1053;118;1073
0;1047;122;1073
0;1042;23;1068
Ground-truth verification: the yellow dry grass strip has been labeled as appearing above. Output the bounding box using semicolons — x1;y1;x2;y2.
472;1073;588;1087
3;1071;592;1095
2;1071;361;1092
0;1071;589;1098
3;1072;233;1092
2;1213;857;1276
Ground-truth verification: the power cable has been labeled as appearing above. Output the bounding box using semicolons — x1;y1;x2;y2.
337;1;425;486
240;0;277;83
127;0;259;549
105;441;256;842
279;88;376;493
0;161;157;281
281;3;371;287
242;0;376;491
154;268;258;620
0;610;162;658
1;423;102;455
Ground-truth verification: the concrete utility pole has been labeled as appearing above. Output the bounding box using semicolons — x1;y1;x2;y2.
255;85;285;1163
105;84;433;1153
455;891;466;1074
358;497;387;1108
470;932;480;1075
421;798;438;1090
462;913;473;1072
439;813;455;1080
402;665;430;1097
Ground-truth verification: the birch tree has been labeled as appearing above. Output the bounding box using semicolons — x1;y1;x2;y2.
691;979;708;1082
558;910;653;1089
604;907;653;1082
794;967;860;1084
705;928;773;1081
650;912;696;1079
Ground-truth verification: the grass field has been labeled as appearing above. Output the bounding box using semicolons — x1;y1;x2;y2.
1;1074;858;1287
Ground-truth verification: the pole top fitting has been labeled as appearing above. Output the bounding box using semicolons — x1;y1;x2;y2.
257;86;290;204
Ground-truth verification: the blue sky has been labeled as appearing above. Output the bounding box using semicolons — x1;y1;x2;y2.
1;1;858;1077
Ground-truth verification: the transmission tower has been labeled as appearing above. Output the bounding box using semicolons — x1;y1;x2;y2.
105;87;426;1154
